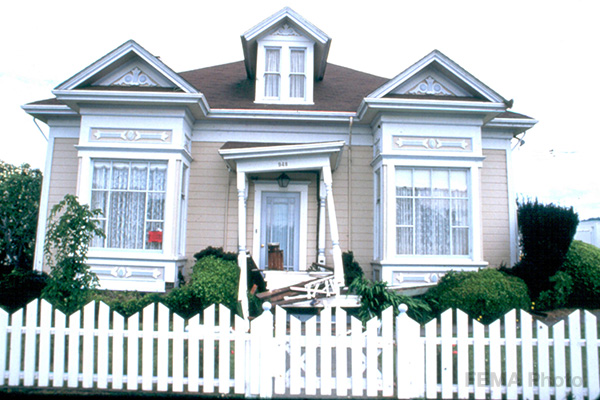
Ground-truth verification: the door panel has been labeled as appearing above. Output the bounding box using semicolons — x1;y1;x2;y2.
260;191;301;270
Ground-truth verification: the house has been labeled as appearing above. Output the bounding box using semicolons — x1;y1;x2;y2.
22;8;536;303
575;218;600;248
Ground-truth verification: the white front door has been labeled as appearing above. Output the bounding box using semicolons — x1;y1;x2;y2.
260;191;301;270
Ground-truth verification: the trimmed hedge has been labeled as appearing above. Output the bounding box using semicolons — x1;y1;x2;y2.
561;240;600;308
423;268;530;324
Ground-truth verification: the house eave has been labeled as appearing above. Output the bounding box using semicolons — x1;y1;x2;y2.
209;108;355;122
21;104;79;123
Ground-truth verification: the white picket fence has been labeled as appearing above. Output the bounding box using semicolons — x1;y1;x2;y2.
0;299;599;399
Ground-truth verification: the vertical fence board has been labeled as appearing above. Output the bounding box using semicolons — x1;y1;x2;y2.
351;316;363;396
112;312;124;390
52;309;66;388
520;311;534;400
381;307;393;397
489;319;501;400
234;315;247;395
8;308;23;386
396;309;424;400
82;302;95;389
456;309;469;399
97;302;109;389
553;320;566;400
218;305;231;394
0;308;8;386
141;303;155;391
335;307;347;396
472;320;485;400
440;309;453;400
320;306;332;396
203;304;215;393
289;315;301;395
157;304;170;392
504;310;518;400
536;321;550;400
172;313;184;392
186;314;199;393
305;315;317;395
259;310;274;399
67;311;80;388
126;313;139;390
365;316;378;397
568;310;584;400
38;301;52;387
23;300;38;386
273;306;287;395
424;318;437;399
585;311;599;400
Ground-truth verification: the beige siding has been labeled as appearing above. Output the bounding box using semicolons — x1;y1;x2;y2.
185;142;374;278
481;149;511;268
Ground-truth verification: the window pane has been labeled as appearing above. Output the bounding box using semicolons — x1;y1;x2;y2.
265;49;280;72
432;170;449;197
146;221;163;250
147;192;165;220
450;170;468;197
452;198;469;226
453;228;469;255
415;198;451;255
290;50;305;73
290;75;305;98
148;163;167;191
396;227;413;254
395;168;413;196
414;169;431;197
91;191;108;215
130;162;148;190
396;198;413;225
264;74;280;97
111;162;130;190
92;162;111;189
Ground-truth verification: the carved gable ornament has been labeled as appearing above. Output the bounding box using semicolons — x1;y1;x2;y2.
111;67;159;87
273;23;301;37
408;76;454;96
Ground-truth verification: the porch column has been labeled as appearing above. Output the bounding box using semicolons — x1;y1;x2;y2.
237;171;249;318
317;178;327;265
322;165;344;290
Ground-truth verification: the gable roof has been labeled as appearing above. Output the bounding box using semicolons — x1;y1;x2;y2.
240;7;331;80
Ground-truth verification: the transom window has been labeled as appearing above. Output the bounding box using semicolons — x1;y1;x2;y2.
395;167;470;256
91;160;167;250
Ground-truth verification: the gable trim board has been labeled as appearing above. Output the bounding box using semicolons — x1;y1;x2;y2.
23;8;536;295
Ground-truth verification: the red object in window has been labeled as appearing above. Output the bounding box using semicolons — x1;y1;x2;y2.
148;231;163;243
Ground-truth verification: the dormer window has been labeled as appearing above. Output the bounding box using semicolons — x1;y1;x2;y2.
255;26;314;105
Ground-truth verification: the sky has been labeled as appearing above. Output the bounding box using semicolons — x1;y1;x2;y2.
1;0;598;220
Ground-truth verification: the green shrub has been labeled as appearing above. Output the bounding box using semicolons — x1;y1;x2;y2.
0;269;48;312
560;240;600;308
164;255;240;318
536;271;573;311
508;199;579;298
91;290;162;318
343;251;364;286
349;277;432;324
423;269;530;324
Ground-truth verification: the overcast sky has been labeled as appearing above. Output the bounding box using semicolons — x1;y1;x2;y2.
1;0;598;219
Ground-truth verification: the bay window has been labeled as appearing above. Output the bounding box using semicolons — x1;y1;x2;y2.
395;167;470;256
91;160;167;251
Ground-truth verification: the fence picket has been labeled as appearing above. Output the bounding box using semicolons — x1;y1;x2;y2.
259;309;273;399
141;303;155;391
472;319;485;400
273;306;287;395
536;320;550;400
126;313;139;390
23;300;38;386
157;304;170;392
218;305;231;394
585;311;599;400
351;315;363;396
233;314;247;395
38;301;52;387
319;306;332;396
520;311;534;400
504;309;517;400
8;308;23;386
568;310;584;400
0;307;8;386
396;308;423;400
365;315;378;397
424;318;437;399
440;309;453;399
456;309;468;399
186;314;200;392
203;305;215;393
82;302;95;389
67;310;80;388
553;320;566;400
172;313;184;392
305;315;317;395
335;307;347;396
489;319;501;400
289;315;301;395
111;312;124;390
381;307;393;397
97;302;109;389
52;309;66;388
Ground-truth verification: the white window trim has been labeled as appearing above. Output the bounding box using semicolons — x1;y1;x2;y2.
380;158;483;266
252;181;309;271
255;37;314;105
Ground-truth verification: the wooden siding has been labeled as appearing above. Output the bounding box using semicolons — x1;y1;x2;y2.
481;149;511;268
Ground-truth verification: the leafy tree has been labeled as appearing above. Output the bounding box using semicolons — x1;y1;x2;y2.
42;194;104;314
0;161;42;272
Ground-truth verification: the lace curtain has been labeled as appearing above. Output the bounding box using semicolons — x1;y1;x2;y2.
396;168;469;256
289;49;305;98
91;160;167;250
264;48;280;98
